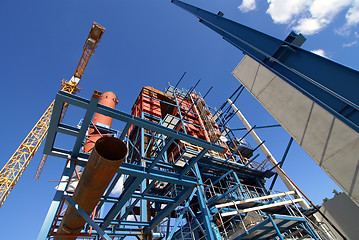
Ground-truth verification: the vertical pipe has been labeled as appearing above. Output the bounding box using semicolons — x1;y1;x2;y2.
228;99;310;209
269;137;293;190
190;95;211;142
36;161;77;240
173;89;187;134
83;91;118;153
268;215;285;240
140;112;148;231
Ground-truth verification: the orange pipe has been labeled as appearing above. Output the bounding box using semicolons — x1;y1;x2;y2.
55;136;127;240
83;91;118;153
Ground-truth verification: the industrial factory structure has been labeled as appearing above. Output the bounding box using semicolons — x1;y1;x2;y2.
36;82;333;239
1;0;358;239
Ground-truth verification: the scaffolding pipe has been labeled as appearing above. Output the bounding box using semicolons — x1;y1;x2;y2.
228;101;346;239
228;99;310;209
55;136;127;240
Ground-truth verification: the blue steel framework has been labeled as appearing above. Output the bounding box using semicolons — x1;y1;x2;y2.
37;82;327;239
172;0;359;135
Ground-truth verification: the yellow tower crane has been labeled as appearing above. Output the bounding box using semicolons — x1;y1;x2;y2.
0;22;105;207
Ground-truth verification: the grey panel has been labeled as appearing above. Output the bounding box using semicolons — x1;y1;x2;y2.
232;55;359;206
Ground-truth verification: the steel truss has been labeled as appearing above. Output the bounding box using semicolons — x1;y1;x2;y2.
37;86;325;239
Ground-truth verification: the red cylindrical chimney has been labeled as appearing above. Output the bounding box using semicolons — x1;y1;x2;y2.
83;91;118;153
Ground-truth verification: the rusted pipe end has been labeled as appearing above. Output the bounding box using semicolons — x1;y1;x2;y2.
95;136;127;161
55;136;127;240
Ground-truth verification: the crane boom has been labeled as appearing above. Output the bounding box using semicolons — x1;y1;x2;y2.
73;22;105;82
0;22;105;207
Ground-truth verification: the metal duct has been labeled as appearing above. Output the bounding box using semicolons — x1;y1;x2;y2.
55;136;127;239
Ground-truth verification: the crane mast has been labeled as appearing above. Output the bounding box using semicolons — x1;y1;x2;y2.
0;22;105;208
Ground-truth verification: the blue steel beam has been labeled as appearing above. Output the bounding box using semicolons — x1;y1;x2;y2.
118;162;197;187
192;163;217;240
97;194;175;205
196;185;217;240
101;176;143;229
71;96;100;158
181;85;213;121
187;207;206;236
268;215;285;240
131;192;175;203
148;137;175;170
42;98;67;156
172;0;359;134
173;88;188;134
102;169;195;230
119;181;157;222
50;91;224;153
180;148;208;177
94;220;149;227
204;169;232;191
36;161;77;240
144;187;193;233
119;122;131;140
65;196;112;240
43;94;99;158
225;125;256;162
57;123;80;137
269;137;293;190
140;112;147;224
166;188;197;240
208;185;239;206
302;222;319;240
161;78;199;119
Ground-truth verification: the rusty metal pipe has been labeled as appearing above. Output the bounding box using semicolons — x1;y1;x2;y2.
55;136;127;240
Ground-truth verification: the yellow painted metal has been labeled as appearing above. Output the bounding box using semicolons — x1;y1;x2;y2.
0;100;54;207
0;82;77;207
74;22;105;79
33;80;78;180
0;22;105;207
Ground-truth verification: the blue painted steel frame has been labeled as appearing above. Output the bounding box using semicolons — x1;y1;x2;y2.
44;91;224;156
39;88;317;239
38;90;226;239
172;0;359;134
65;196;112;240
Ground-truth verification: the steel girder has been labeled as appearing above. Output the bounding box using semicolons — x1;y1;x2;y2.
172;0;359;134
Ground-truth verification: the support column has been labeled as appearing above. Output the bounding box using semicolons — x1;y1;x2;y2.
228;99;310;209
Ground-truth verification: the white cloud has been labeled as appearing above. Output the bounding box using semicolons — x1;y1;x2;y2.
311;49;327;57
343;31;359;47
238;0;256;13
264;0;357;36
293;17;328;35
343;40;358;47
309;0;351;19
266;0;310;24
335;26;351;36
110;175;124;195
346;0;359;26
293;0;351;35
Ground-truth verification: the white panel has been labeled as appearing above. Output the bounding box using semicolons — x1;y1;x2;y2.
301;104;334;161
251;64;276;96
232;55;259;91
323;117;359;161
256;75;313;142
232;55;359;207
322;138;359;206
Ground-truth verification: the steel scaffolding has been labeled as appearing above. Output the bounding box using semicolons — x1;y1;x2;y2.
36;80;330;239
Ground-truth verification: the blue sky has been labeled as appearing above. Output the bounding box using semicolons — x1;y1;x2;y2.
1;0;358;239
